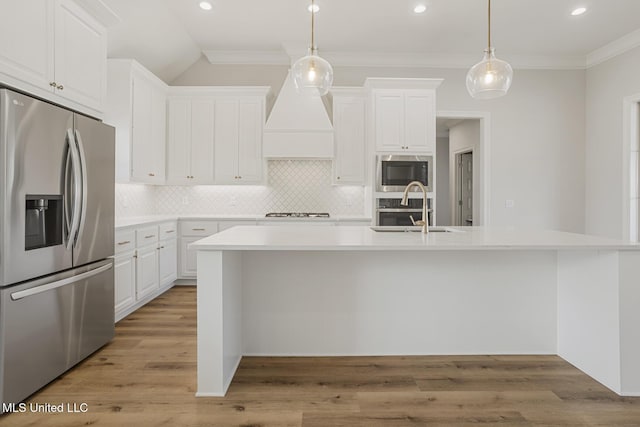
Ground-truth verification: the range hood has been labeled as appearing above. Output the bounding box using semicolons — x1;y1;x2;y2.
263;71;334;158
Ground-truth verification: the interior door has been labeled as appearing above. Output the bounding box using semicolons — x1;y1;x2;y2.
72;114;115;267
1;89;73;286
456;151;473;226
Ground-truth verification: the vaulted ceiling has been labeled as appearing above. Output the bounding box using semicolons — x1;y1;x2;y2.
103;0;640;82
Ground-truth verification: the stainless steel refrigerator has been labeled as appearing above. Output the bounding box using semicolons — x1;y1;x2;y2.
0;88;115;407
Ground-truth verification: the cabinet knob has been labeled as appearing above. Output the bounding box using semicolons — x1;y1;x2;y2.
57;84;64;90
337;176;341;180
148;173;155;177
49;82;57;87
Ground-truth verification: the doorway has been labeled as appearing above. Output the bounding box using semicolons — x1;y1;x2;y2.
455;150;473;226
435;114;487;226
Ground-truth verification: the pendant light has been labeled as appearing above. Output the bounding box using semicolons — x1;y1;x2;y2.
466;0;513;99
292;0;333;96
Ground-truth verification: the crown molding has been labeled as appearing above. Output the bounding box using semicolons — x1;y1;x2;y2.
586;28;640;68
203;49;587;70
203;50;290;65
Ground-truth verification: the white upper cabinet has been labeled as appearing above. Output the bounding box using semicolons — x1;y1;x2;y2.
331;88;366;185
0;0;53;92
105;59;168;184
0;0;110;117
215;97;265;184
366;78;442;154
167;87;268;186
166;96;215;185
54;0;106;112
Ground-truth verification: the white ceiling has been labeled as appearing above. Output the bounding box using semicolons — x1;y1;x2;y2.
103;0;640;82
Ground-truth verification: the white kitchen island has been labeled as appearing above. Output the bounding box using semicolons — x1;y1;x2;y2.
191;225;640;397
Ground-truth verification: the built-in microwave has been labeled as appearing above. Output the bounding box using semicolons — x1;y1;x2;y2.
376;155;433;192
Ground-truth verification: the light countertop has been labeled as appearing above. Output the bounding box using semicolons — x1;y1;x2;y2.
115;215;372;229
190;225;640;251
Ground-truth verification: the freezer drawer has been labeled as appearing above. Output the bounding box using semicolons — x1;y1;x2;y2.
0;259;114;406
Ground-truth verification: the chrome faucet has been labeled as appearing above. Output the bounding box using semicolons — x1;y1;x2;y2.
401;181;429;234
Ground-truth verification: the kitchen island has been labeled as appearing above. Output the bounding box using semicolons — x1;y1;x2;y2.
191;226;640;397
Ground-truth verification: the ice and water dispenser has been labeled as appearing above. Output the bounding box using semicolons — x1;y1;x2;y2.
25;195;63;250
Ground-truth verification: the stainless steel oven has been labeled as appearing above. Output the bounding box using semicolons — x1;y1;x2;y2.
376;198;432;227
376;155;433;192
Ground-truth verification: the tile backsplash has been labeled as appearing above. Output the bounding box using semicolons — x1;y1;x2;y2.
115;160;366;217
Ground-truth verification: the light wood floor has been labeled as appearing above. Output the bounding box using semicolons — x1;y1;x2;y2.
2;286;640;426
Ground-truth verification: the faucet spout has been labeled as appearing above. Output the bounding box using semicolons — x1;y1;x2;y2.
400;181;429;234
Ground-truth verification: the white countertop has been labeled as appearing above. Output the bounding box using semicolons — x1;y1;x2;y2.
115;215;372;229
190;225;640;251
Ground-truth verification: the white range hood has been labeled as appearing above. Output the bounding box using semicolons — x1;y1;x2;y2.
263;71;334;158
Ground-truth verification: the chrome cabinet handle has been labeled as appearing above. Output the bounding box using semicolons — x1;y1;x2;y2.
165;230;175;234
57;84;64;90
145;234;156;239
192;228;205;231
148;173;155;177
117;240;131;245
49;81;57;87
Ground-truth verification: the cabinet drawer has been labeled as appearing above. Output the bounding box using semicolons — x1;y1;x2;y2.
114;230;136;254
180;221;218;237
159;221;178;240
136;226;159;246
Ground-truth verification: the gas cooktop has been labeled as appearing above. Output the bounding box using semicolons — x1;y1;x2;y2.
265;212;330;218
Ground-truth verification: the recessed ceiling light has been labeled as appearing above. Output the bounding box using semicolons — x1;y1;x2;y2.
414;4;427;14
199;1;212;11
571;7;587;16
308;4;320;13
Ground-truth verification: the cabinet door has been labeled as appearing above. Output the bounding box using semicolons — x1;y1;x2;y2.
179;237;201;278
150;85;166;182
333;96;366;184
158;238;177;289
375;92;404;151
167;98;192;184
214;99;239;184
130;75;154;182
190;99;215;184
237;98;263;183
404;92;435;152
0;0;53;91
54;0;106;111
135;245;159;300
114;251;136;316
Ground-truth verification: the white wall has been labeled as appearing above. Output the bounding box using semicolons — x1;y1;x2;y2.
449;120;481;225
173;62;586;232
436;136;451;226
585;46;640;239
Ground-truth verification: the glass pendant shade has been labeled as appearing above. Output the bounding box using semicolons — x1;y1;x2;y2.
466;48;513;99
292;49;334;96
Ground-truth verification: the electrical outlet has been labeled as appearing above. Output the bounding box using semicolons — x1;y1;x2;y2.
182;196;189;205
122;196;129;208
505;199;515;208
229;196;237;207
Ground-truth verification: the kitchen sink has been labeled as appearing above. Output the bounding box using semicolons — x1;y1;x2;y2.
370;226;462;233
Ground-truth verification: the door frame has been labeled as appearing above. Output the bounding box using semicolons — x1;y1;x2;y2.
622;94;640;241
437;111;491;225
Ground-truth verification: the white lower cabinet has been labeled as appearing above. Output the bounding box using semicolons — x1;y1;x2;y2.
135;243;158;300
179;220;218;279
114;221;178;322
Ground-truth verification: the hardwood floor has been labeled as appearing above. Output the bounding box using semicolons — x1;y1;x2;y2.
2;286;640;426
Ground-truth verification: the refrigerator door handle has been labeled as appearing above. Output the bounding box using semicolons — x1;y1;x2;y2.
65;129;82;250
73;129;88;247
10;262;113;301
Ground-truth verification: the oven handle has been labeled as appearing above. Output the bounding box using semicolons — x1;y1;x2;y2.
10;262;113;301
376;208;432;213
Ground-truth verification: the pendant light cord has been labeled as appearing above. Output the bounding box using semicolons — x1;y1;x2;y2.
311;0;316;51
487;0;492;50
